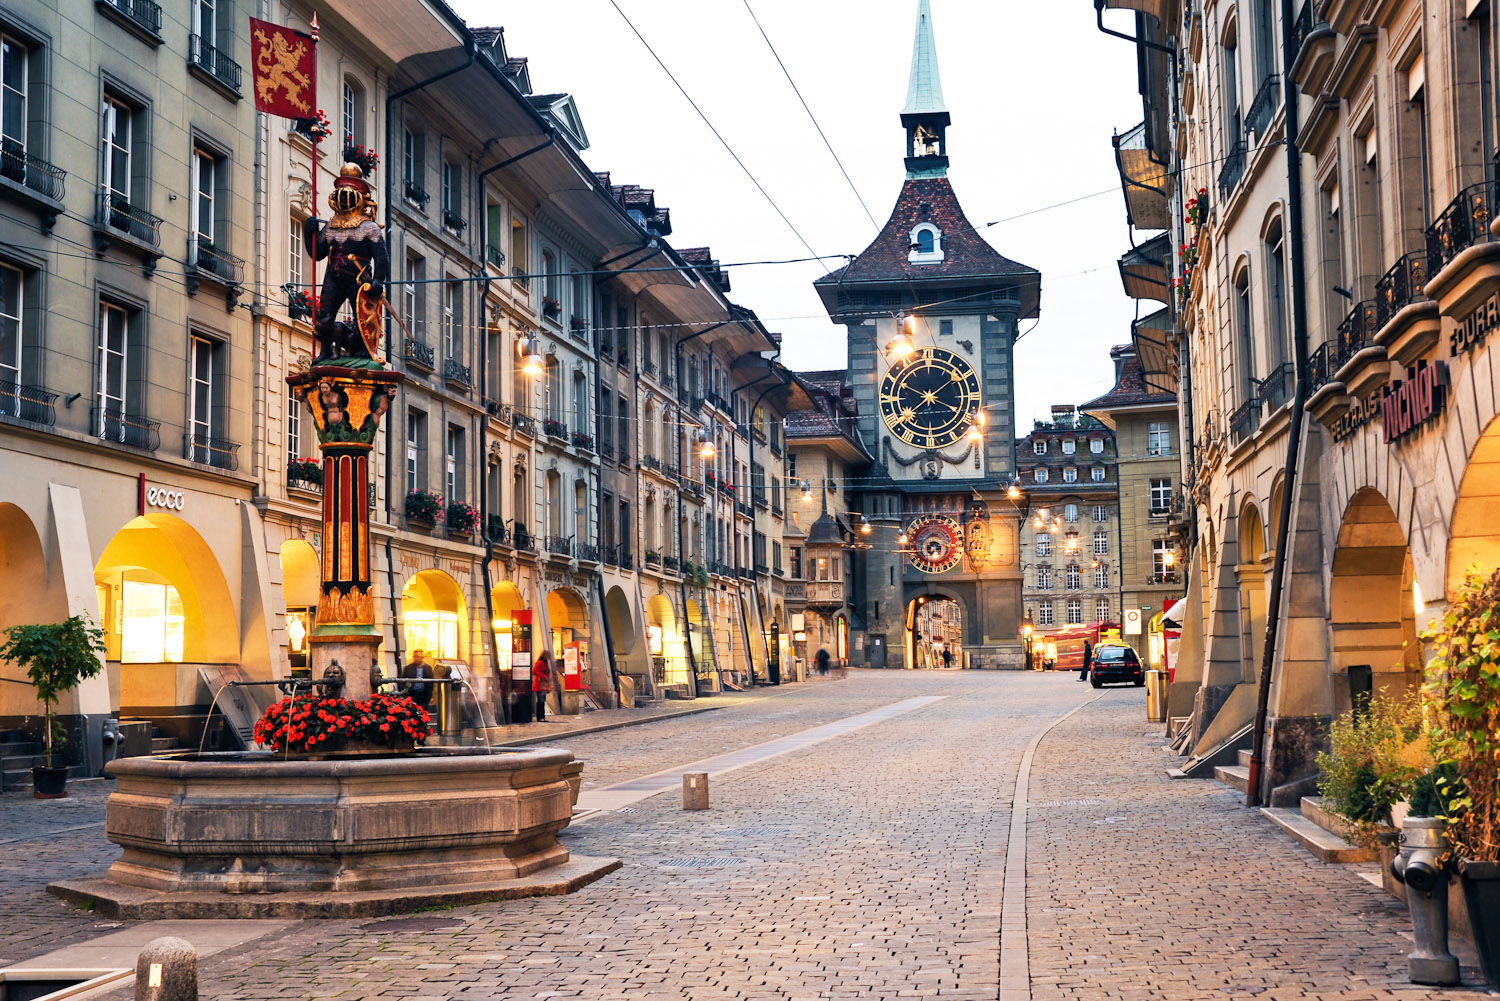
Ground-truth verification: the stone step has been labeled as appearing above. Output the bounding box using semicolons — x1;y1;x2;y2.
0;752;47;770
1214;763;1250;793
1261;806;1379;862
0;741;43;758
1238;748;1253;767
150;736;182;752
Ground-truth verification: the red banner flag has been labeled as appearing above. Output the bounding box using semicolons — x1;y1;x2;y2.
249;17;316;119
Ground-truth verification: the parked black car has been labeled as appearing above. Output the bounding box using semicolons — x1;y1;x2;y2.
1089;643;1145;688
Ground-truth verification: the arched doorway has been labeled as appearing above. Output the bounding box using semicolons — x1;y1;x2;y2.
0;503;63;717
1329;488;1418;705
546;586;591;696
646;592;686;686
279;540;319;671
683;596;715;689
402;570;467;664
905;594;963;669
604;585;636;658
1448;415;1500;594
94;513;237;714
1237;501;1267;678
490;580;525;675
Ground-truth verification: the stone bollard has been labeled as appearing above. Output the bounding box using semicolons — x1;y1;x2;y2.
682;772;709;810
136;936;197;1001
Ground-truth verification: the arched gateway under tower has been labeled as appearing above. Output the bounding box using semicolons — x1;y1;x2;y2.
809;0;1041;670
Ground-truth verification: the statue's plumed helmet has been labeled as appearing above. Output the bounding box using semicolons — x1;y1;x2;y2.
331;162;370;214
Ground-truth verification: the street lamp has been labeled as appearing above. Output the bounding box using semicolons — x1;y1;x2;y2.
800;479;814;502
697;429;716;459
885;315;917;361
516;334;543;376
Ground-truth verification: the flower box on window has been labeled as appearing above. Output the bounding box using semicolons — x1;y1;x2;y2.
292;110;332;145
571;431;595;452
342;140;378;176
543;418;567;439
404;489;443;526
542;297;561;320
287;457;322;490
445;500;479;535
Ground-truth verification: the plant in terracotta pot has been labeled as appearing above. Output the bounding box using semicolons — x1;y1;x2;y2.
0;616;106;798
1422;565;1500;990
1315;689;1428;847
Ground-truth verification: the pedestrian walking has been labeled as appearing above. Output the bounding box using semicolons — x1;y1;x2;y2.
401;649;434;708
532;648;555;722
941;645;953;670
1078;639;1093;682
815;648;830;676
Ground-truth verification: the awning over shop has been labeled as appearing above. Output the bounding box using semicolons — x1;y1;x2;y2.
1114;122;1171;231
1119;232;1171;303
1132;307;1179;395
1162;598;1186;629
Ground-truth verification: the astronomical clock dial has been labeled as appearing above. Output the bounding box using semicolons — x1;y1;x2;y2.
879;347;981;449
907;514;963;574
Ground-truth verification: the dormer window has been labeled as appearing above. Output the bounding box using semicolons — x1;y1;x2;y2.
908;223;944;265
1033;440;1047;455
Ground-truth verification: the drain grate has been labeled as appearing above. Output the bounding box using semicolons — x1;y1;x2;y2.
658;855;747;869
361;916;466;932
1032;798;1103;808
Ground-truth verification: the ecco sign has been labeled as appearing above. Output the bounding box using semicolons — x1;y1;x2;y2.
136;473;187;515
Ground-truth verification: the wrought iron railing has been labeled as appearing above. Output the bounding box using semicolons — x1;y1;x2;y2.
1256;362;1294;412
1426;181;1494;277
545;535;573;557
1335;300;1379;368
1291;2;1323;63
1307;341;1335;392
512;412;536;436
645;551;662;567
184;432;239;470
1245;75;1281;138
191;235;244;285
577;543;600;563
97;189;163;249
98;0;162;37
0;382;59;425
92;406;160;451
403;179;430;208
441;209;465;233
443;358;471;385
189;34;242;91
1374;250;1429;330
486;516;508;546
1217;139;1246;201
643;359;658;378
663;555;680;572
736;501;754;519
0;139;66;202
404;336;434;368
513;268;530;290
1228;398;1258;444
485;244;505;269
513;526;536;552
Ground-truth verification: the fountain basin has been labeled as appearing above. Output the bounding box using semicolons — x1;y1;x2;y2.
48;747;616;918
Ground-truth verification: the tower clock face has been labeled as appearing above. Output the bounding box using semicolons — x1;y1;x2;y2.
907;514;963;574
879;347;981;449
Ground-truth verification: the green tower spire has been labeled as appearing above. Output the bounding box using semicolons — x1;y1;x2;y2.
902;0;947;117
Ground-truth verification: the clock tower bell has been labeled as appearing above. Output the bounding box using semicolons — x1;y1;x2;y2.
811;0;1042;670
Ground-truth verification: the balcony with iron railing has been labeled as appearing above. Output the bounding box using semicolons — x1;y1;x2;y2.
1374;251;1429;330
184;432;240;470
1256;361;1293;414
1307;341;1336;394
485;516;509;547
1228;398;1259;445
1217;139;1246;201
0;382;59;427
1336;300;1379;369
1333;297;1391;399
0;139;66;219
1427;181;1494;278
443;357;472;386
577;543;600;564
188;34;242;95
441;208;466;235
1245;75;1281;139
403;179;430;209
663;555;680;573
513;525;536;552
97;0;163;42
95;188;163;258
485;244;505;270
189;235;244;291
1373;250;1440;368
92;406;160;451
544;535;572;558
1424;164;1500;325
512;412;536;437
404;336;435;370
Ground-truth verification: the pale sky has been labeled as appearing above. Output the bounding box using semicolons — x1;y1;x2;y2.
449;0;1147;429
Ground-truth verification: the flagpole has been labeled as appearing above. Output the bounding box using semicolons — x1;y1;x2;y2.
309;13;320;317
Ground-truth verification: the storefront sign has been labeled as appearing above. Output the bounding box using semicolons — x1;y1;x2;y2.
1330;391;1381;443
510;610;532;682
1452;290;1499;357
137;474;186;514
1381;361;1448;445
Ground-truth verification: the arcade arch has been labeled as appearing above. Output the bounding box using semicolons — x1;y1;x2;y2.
0;504;62;716
279;540;319;669
1448;415;1500;595
1329;488;1418;701
1236;501;1268;677
402;570;467;663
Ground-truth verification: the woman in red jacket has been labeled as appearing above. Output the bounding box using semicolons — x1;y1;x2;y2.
532;648;556;722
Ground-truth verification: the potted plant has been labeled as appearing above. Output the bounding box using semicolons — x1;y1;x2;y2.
341;139;379;176
541;296;561;320
287;456;323;489
445;500;479;536
1314;689;1427;848
404;488;443;528
253;691;432;757
292;109;332;145
1423;566;1500;990
0;616;106;798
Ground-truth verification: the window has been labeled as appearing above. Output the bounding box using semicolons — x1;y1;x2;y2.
1150;478;1172;512
193;0;216;48
1;34;27;159
1264;226;1289;386
341;78;363;146
541;248;557;307
485;202;502;266
101;95;133;201
1091;465;1105;482
1153;539;1175;577
546;471;562;537
1093;505;1108;522
286;385;301;461
1147;422;1171;455
1035;532;1051;556
1093;530;1109;555
442;160;461;222
1235;270;1255;403
1090;437;1104;454
1036;566;1053;589
908;223;944;263
1066;598;1083;625
787;453;797;478
1319;179;1346;337
0;261;20;393
1064;503;1078;522
510;218;527;280
96;300;132;436
1062;438;1075;455
544;356;562;423
1063;466;1077;483
407;409;425;491
1095;598;1110;622
446;424;463;501
572;370;588;435
939;319;952;336
1223;36;1241;146
1094;565;1110;590
187;334;222;462
404;254;426;337
1034;467;1048;484
1065;565;1081;590
790;545;803;579
120;580;184;663
287;216;304;294
1064;531;1080;555
1037;603;1054;626
599;394;613;453
402;128;424;194
191;145;222;253
444;280;461;360
1033;440;1047;455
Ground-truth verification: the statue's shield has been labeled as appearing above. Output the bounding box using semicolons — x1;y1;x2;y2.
355;285;385;362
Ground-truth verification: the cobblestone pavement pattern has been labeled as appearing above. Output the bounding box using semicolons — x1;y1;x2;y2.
0;671;1487;999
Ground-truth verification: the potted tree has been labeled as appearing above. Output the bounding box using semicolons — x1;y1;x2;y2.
1423;566;1500;991
0;616;106;798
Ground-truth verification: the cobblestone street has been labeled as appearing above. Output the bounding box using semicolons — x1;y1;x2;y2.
1;671;1489;998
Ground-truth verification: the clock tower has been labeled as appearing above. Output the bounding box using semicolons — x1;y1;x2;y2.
811;0;1041;670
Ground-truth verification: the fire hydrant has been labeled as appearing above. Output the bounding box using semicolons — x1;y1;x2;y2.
1391;817;1461;986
